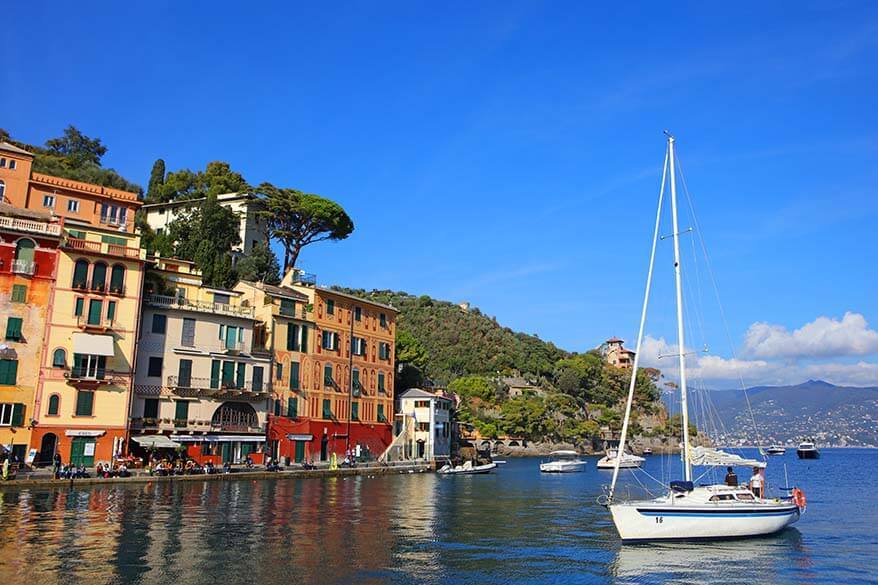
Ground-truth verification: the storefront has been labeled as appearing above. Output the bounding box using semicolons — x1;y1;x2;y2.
169;434;267;465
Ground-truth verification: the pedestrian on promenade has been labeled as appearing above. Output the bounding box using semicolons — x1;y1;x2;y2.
53;452;62;478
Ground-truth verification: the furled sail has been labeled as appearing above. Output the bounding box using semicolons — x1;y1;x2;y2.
689;446;765;468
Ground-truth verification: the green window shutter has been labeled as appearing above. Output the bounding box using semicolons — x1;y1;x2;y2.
324;364;333;385
378;372;385;392
75;391;93;416
178;359;192;387
287;324;298;351
252;366;263;392
0;360;18;385
210;360;221;389
290;361;300;390
219;324;225;340
110;265;125;293
5;317;23;340
101;235;128;246
11;285;26;303
11;403;24;426
377;404;385;423
87;299;102;325
47;394;60;415
74;297;84;317
352;369;360;395
236;362;245;388
300;326;308;353
276;363;283;381
107;301;116;322
351;401;359;420
143;398;159;419
274;399;281;416
175;401;189;421
322;399;332;418
287;397;297;418
221;361;235;386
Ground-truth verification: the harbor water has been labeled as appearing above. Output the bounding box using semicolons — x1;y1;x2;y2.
0;448;874;584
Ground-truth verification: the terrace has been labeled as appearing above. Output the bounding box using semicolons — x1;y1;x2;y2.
146;294;255;318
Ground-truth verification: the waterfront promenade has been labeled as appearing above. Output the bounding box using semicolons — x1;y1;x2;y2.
0;461;430;490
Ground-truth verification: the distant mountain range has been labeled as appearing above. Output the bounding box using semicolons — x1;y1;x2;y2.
664;380;878;448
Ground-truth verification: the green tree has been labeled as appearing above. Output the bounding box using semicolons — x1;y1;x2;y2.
257;183;354;272
235;243;281;285
168;195;241;287
396;329;429;371
146;159;166;202
45;125;107;166
448;375;496;401
158;161;249;202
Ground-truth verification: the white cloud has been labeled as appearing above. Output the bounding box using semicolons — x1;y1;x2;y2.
800;361;878;387
742;312;878;359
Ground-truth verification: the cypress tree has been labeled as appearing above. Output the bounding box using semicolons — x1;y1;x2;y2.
146;158;166;202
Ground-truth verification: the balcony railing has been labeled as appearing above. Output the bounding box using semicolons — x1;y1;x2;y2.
0;215;62;237
146;294;254;318
167;375;266;394
291;269;316;286
65;237;145;259
11;260;35;275
77;315;116;330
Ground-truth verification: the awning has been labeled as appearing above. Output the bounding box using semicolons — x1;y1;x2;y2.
169;435;266;443
72;333;115;357
132;435;181;449
689;446;765;468
286;434;314;441
65;429;105;437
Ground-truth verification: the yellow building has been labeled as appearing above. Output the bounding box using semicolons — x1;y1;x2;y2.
132;257;273;465
29;198;145;467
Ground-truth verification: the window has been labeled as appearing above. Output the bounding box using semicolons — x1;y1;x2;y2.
221;361;235;387
326;299;335;315
322;399;332;418
276;362;283;381
5;317;23;341
47;394;60;416
379;313;387;328
0;359;18;385
109;265;125;294
106;301;116;322
287;324;300;351
91;263;107;291
52;348;66;368
174;401;189;426
13;239;35;271
252;366;263;392
352;337;366;356
321;330;338;351
210;360;221;389
351;401;359;420
0;180;4;199
8;160;15;170
377;404;386;423
11;284;26;303
0;403;25;426
287;397;298;418
87;299;102;325
75;391;94;416
67;199;80;212
290;361;300;390
280;298;295;316
178;359;192;387
181;318;196;347
152;314;167;334
74;297;84;317
68;229;86;239
324;364;333;386
378;372;385;393
43;194;55;208
72;354;106;379
143;398;159;419
274;399;281;416
418;422;430;432
354;306;362;321
213;293;231;306
378;342;391;360
100;203;123;225
236;362;245;389
0;158;4;167
72;260;89;289
147;357;163;378
352;369;361;395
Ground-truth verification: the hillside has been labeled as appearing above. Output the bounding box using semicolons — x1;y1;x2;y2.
669;381;878;447
334;288;668;446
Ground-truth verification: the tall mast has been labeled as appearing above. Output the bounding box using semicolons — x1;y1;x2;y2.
668;134;692;482
608;141;668;501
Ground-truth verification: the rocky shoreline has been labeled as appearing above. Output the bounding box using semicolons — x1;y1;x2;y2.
489;436;684;458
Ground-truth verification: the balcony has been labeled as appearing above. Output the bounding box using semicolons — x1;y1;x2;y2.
146;294;254;318
166;376;267;396
290;269;317;286
99;215;126;228
11;260;35;275
65;237;145;260
0;215;62;237
65;368;125;386
77;315;116;331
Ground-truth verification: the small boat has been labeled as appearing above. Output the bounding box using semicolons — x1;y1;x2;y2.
540;450;587;473
796;442;819;459
641;448;653;456
766;446;785;456
437;461;497;475
597;449;645;469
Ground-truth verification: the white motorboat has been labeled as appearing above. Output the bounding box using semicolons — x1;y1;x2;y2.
597;449;644;469
766;446;786;456
540;450;587;473
437;461;497;475
604;134;805;542
796;442;820;459
641;448;653;456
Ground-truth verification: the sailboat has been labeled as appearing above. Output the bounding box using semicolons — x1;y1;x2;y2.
604;133;804;541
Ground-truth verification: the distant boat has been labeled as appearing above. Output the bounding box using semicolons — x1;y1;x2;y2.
540;450;587;473
438;461;497;475
767;446;785;456
796;442;820;459
641;448;653;456
597;449;644;469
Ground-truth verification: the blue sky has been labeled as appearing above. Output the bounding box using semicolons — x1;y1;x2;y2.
4;2;877;386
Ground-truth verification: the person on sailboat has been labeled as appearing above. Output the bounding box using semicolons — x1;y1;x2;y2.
748;467;764;498
724;466;738;487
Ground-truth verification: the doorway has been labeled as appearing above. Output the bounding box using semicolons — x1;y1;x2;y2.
320;436;328;461
39;433;58;464
70;437;96;466
294;441;305;463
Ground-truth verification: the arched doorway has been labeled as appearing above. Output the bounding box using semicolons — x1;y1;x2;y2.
39;433;58;464
211;402;258;432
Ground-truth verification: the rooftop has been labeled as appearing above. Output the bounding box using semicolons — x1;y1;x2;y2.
399;388;453;401
31;173;141;203
0;141;35;157
316;286;398;312
241;280;309;301
142;192;258;210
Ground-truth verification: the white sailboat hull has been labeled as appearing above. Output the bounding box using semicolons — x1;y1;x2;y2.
609;488;800;541
539;460;587;473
